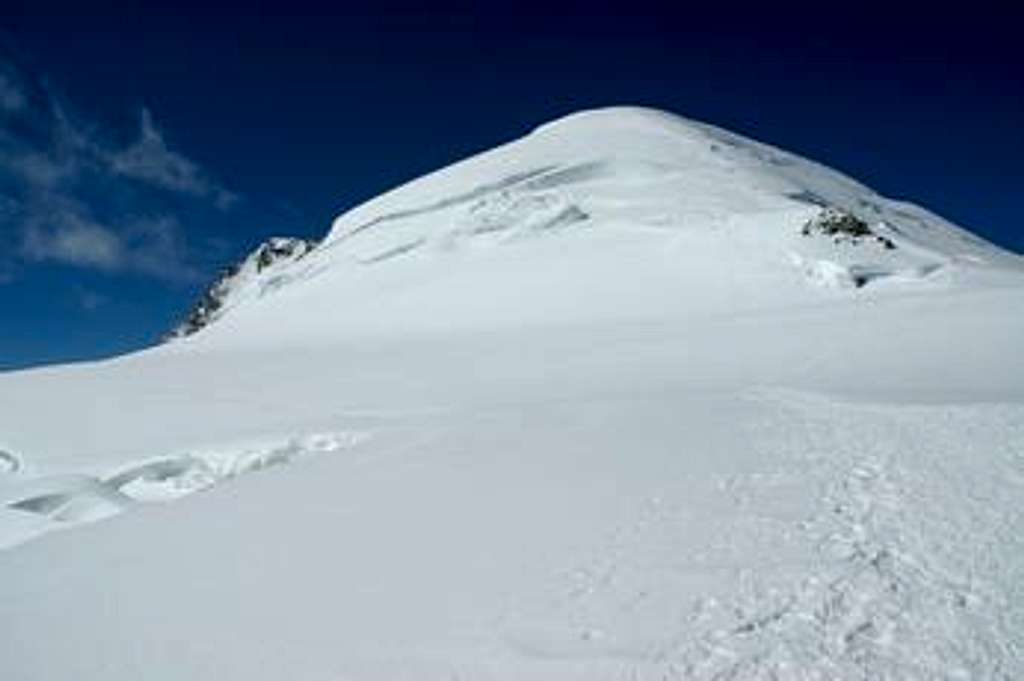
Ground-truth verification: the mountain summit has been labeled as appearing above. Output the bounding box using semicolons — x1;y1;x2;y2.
169;107;1020;343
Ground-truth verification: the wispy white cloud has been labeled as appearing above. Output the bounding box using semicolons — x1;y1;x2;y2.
19;200;201;282
22;214;123;270
3;150;76;188
0;57;238;284
109;109;238;208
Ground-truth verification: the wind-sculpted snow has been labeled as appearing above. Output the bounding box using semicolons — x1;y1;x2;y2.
332;165;560;241
1;107;1022;680
0;431;366;548
0;448;20;474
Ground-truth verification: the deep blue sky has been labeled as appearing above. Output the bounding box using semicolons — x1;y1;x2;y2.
1;3;1021;370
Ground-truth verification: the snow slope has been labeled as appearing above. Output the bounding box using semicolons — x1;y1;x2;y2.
1;107;1023;680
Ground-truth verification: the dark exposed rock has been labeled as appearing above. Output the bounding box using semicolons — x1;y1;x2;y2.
164;237;318;340
802;208;896;250
256;238;312;273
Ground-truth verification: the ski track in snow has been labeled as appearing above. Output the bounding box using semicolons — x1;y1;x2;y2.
498;391;1024;680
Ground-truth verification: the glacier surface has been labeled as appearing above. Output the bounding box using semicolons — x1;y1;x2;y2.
1;107;1022;680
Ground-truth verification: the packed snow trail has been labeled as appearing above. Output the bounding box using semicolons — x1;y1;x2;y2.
1;107;1022;679
497;392;1024;680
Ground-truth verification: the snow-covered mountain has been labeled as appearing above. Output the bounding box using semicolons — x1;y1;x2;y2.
1;108;1022;681
159;107;1019;345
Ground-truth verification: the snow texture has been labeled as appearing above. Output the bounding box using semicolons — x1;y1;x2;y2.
1;107;1022;680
